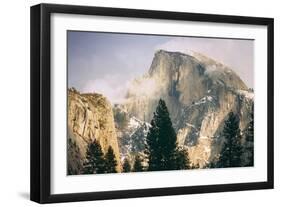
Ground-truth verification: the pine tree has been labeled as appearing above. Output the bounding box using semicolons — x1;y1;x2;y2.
174;147;191;170
145;99;178;171
83;139;105;174
104;146;118;173
244;106;254;166
122;158;131;173
133;154;144;172
217;112;243;168
145;117;160;171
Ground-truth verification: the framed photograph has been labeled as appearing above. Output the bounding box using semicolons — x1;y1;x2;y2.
30;3;274;203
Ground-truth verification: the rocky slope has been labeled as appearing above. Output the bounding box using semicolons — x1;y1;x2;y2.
67;88;122;173
123;50;254;167
113;104;150;158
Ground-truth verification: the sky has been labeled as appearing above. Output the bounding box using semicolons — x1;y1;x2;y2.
68;31;254;103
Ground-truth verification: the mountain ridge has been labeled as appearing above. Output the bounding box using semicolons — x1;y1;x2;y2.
122;49;253;167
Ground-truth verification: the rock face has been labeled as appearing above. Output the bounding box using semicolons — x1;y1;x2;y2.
113;104;150;157
67;88;121;173
123;50;254;167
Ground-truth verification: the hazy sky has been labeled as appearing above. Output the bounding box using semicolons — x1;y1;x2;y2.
68;31;253;103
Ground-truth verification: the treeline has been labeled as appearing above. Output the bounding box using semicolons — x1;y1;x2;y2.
82;140;118;174
71;99;254;175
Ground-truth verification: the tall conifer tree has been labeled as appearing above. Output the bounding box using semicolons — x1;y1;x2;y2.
122;158;131;173
217;112;243;168
104;146;118;173
83;139;105;174
145;99;179;171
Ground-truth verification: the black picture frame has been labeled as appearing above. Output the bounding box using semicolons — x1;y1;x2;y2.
30;3;274;204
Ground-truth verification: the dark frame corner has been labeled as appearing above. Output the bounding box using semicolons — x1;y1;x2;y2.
30;3;274;204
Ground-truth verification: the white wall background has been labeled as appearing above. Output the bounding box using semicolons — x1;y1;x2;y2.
0;0;279;206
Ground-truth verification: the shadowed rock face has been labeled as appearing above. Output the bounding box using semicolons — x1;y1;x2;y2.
67;89;122;173
123;50;253;167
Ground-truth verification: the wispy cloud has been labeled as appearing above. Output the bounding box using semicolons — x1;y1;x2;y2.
82;74;131;104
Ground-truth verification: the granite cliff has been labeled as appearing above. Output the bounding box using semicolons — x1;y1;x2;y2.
67;88;121;173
